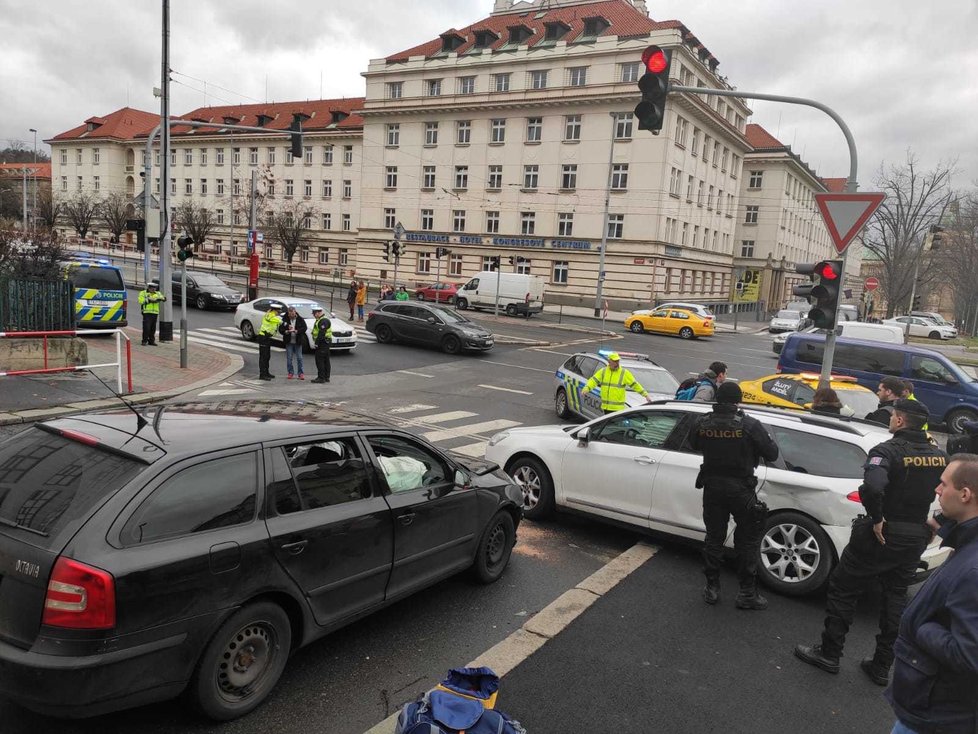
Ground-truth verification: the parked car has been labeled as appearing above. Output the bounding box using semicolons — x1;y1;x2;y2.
171;271;245;310
486;403;948;597
366;301;494;354
883;316;958;340
911;311;955;327
624;306;715;339
630;302;714;319
0;400;521;719
414;282;462;303
769;309;805;334
234;296;357;352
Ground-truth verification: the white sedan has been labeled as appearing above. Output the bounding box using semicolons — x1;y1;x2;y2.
883;316;957;340
485;403;948;596
234;296;358;352
769;309;805;334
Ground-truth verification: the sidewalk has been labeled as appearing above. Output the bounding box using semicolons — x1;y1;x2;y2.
0;327;242;425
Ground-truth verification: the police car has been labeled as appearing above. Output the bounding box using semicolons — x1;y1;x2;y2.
553;350;680;421
62;256;128;328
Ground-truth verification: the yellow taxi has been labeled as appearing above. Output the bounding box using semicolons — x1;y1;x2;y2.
738;373;878;416
623;307;714;339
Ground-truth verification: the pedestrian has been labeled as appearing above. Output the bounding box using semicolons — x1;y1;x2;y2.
581;352;653;414
309;306;332;384
356;280;367;321
692;361;727;402
279;305;307;379
346;280;357;320
690;381;780;609
900;379;929;431
138;280;166;346
864;376;905;426
886;453;978;734
395;285;410;302
257;303;284;381
812;387;843;415
794;399;948;685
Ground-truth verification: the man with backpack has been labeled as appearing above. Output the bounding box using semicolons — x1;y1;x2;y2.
864;376;905;426
675;361;727;401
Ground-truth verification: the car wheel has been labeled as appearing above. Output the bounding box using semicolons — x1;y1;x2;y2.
506;303;518;317
416;292;424;301
758;511;833;596
196;295;208;310
928;331;941;340
507;455;555;520
375;324;394;344
629;320;645;333
472;511;516;584
679;326;695;340
945;408;978;435
442;334;462;355
190;601;292;721
240;321;256;341
456;298;468;310
555;388;573;419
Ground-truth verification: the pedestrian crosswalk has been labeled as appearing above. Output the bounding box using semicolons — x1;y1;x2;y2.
181;325;375;356
379;401;525;461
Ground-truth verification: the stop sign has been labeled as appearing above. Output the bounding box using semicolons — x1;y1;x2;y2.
865;277;880;292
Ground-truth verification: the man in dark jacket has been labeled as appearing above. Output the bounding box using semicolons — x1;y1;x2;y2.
795;399;948;686
864;376;905;426
309;306;332;384
886;453;978;734
690;381;780;608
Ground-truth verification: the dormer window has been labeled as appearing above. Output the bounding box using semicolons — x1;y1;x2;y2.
440;32;465;53
256;114;273;127
330;110;349;125
507;24;533;45
581;16;610;38
473;29;498;49
544;21;570;41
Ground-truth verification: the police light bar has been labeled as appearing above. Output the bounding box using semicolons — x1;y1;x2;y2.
597;349;651;361
798;372;858;383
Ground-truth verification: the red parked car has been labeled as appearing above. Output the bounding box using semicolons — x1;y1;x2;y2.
415;282;462;303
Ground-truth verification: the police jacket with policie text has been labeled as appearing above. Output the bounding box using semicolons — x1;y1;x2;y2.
582;366;647;412
859;428;947;524
689;404;779;479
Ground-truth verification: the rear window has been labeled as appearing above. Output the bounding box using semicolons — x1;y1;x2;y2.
0;430;142;548
767;426;866;479
70;266;124;291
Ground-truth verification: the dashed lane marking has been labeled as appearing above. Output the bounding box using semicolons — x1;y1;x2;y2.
412;410;478;423
477;359;553;373
477;384;533;395
388;404;438;414
397;370;434;378
449;441;488;458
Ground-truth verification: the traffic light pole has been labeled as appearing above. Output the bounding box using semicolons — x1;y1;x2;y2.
180;259;188;368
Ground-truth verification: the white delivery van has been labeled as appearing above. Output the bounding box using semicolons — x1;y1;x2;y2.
456;271;545;316
836;321;905;343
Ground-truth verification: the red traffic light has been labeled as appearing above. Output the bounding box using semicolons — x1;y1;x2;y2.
819;262;840;280
642;46;668;74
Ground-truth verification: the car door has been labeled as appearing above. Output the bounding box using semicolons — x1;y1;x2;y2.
559;409;686;528
908;353;961;421
363;433;478;600
399;305;438;344
263;436;394;628
381;304;412;341
668;310;691;335
644;308;672;334
577;356;605;419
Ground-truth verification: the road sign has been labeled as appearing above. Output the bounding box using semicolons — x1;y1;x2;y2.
814;192;886;254
393;222;405;241
864;276;880;292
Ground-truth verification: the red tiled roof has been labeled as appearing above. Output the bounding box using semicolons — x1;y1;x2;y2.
745;123;785;151
165;98;365;137
387;0;687;62
0;162;51;180
49;107;160;142
821;177;847;193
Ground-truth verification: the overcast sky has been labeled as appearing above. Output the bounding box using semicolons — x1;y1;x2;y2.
2;0;976;187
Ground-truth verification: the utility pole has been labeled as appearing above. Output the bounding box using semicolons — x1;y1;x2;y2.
29;128;37;231
593;112;617;317
158;0;174;342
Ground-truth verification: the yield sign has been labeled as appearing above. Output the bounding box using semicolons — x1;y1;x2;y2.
815;192;886;254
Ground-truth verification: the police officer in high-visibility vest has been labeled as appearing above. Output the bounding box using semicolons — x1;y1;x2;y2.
310;306;333;384
690;381;779;609
138;280;166;346
257;304;285;381
795;398;948;685
581;352;652;414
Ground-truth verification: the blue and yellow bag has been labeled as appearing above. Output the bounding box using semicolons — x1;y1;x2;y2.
395;667;526;734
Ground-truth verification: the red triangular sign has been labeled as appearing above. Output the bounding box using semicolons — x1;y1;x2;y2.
815;192;886;254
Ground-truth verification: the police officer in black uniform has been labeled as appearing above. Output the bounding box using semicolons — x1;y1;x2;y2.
690;381;780;609
795;398;947;685
309;306;332;384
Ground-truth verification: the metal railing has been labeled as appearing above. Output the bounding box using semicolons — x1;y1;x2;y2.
0;328;133;394
0;277;74;331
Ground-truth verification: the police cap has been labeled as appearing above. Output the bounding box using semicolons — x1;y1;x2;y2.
311;306;324;314
147;280;159;289
893;398;929;420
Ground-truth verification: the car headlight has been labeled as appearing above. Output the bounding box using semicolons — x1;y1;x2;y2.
487;432;510;447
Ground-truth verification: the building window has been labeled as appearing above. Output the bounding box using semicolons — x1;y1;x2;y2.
669;167;681;196
385;166;398;189
91;148;101;165
427;79;442;96
614;112;633;139
76;149;83;164
454;166;468;190
302;213;312;229
731;154;741;178
674;116;689;147
342;215;351;232
449;254;463;276
418;252;432;274
303;146;313;165
456;120;471;144
322;179;332;197
384;208;396;229
421;209;434;231
552;260;569;284
233;148;241;165
344;145;353;165
521;211;536;235
303;179;312;197
169;178;176;195
712;141;721;166
200;179;208;195
246;147;256;165
323;145;333;165
322;213;331;230
422;166;436;189
686;175;694;201
284;179;294;197
216;148;225;165
529;70;549;89
611;164;628;191
492;73;511;92
485;210;500;234
721;147;729;172
340;248;349;264
515;259;532;275
523;165;539;190
490;119;506;144
564;115;581;141
481;256;496;271
557;213;574;237
386;123;400;146
568;67;587;86
620;62;640;83
343;180;352;198
60;176;67;191
691;128;700;156
561;164;577;190
285;148;294;165
217;209;225;225
607;214;624;239
387;81;403;99
741;240;755;257
526;117;542;142
170;150;177;166
318;249;330;264
60;150;67;165
424;121;438;145
93;175;100;192
487;165;502;190
458;76;475;94
745;205;759;224
453;210;466;232
217;179;225;195
748;170;763;189
697;180;705;206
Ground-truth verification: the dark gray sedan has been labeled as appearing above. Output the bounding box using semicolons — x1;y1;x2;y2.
366;302;494;354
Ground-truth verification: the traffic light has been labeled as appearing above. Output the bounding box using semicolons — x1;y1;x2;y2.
391;242;402;259
516;256;527;264
435;247;451;258
793;259;843;328
508;256;516;266
383;243;391;262
489;256;501;271
176;235;195;262
913;294;922;310
289;113;306;159
127;219;146;253
634;45;671;134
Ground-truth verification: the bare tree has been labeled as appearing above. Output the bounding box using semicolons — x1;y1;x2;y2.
863;153;955;317
174;200;217;250
62;190;103;240
100;191;132;243
266;198;316;264
936;191;978;329
0;227;65;279
37;188;62;229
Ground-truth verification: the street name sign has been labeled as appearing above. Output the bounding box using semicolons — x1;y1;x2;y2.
815;192;886;254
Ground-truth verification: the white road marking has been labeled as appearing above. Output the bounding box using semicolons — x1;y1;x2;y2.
422;419;521;443
477;384;533;395
186;335;282;354
413;410;478;423
449;442;487;458
529;348;575;357
388;404;438;414
397;370;434;378
197;388;255;396
477;359;553;373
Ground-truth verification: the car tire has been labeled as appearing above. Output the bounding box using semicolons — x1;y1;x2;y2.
507;455;555;520
928;331;941;340
679;326;695;340
471;511;515;584
555;388;573;419
196;295;208;310
375;324;394;344
190;601;292;721
629;320;645;333
456;298;468;310
505;304;518;317
416;292;424;301
442;334;462;355
945;408;978;435
758;511;834;597
240;321;256;341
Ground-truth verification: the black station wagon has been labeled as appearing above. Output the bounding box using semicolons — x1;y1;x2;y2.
0;400;521;720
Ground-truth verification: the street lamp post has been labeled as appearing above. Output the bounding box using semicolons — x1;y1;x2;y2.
28;128;37;231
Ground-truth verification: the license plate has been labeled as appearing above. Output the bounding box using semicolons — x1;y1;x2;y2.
86;300;113;307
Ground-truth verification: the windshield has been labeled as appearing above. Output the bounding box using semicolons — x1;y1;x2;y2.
287;303;320;318
70;267;124;291
627;366;680;394
191;274;230;287
776;310;799;319
837;388;880;417
435;308;471;324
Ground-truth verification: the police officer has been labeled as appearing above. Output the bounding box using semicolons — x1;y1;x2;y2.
690;381;779;609
582;352;653;414
795;399;948;685
309;306;332;384
138;280;165;346
257;304;285;381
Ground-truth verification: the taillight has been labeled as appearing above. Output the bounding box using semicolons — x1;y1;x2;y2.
776;361;782;373
43;557;116;630
846;491;861;503
57;428;100;446
366;311;375;320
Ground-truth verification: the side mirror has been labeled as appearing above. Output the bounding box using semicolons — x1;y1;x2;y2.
944;375;959;385
427;316;437;324
454;469;470;488
577;427;590;446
